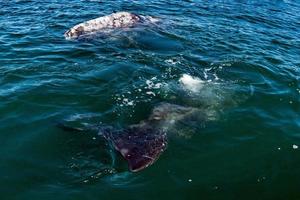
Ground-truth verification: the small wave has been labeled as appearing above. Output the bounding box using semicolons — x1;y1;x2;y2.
0;79;55;97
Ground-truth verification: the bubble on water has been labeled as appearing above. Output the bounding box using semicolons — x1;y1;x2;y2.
113;76;168;114
165;57;181;65
127;101;134;106
213;74;219;80
145;78;164;90
203;72;208;79
115;95;136;108
146;91;156;96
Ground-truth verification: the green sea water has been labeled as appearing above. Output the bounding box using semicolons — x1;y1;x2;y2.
0;0;300;199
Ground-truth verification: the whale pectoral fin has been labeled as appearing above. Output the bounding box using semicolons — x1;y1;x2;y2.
103;126;167;172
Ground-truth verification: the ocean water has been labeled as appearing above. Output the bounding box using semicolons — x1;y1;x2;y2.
1;0;300;199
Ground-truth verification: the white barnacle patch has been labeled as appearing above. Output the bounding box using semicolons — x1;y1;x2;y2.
120;148;129;156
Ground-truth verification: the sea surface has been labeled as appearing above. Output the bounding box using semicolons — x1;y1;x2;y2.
1;0;300;199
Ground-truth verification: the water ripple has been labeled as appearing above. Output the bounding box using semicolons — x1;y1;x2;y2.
1;0;300;199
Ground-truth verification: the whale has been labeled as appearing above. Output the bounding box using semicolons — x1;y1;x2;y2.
100;103;197;172
58;103;199;172
64;11;159;39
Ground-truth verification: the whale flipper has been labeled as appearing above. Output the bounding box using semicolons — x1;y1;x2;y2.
101;125;167;172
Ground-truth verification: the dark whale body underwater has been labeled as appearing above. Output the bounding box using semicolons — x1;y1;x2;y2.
59;103;198;172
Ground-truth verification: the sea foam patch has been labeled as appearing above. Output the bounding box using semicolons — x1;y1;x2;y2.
179;74;204;93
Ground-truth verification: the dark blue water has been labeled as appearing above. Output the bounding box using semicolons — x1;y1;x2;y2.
1;0;300;199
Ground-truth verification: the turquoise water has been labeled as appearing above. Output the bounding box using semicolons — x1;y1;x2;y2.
1;0;300;199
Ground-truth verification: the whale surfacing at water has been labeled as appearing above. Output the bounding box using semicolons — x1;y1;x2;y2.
58;103;198;172
99;103;197;172
101;124;167;172
64;12;159;39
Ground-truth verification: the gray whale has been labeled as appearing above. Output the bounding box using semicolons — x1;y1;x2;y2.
100;103;197;172
58;103;198;172
64;12;159;39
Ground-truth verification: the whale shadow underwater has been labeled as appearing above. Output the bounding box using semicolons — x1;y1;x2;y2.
58;103;204;172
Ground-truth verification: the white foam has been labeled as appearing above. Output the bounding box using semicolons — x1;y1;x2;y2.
146;91;156;96
145;78;163;90
165;58;179;65
179;74;204;93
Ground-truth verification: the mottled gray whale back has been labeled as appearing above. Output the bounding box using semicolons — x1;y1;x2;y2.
64;12;159;39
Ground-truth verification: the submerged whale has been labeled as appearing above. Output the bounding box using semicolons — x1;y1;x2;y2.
64;11;159;39
59;103;198;172
100;103;197;172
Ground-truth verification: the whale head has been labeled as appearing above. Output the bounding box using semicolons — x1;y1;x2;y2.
64;26;85;40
